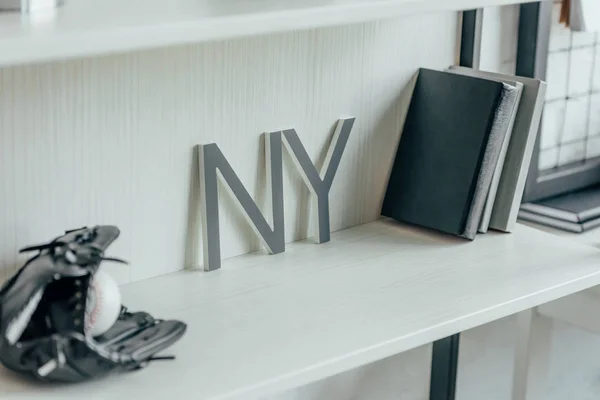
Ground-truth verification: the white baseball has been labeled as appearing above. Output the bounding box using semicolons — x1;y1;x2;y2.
85;270;122;337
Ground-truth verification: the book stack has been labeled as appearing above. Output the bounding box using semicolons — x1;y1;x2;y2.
381;67;546;240
519;185;600;233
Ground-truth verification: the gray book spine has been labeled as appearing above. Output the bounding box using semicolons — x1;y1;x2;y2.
478;83;522;233
493;83;546;232
463;84;518;239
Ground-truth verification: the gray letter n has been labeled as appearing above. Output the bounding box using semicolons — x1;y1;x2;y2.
198;133;285;271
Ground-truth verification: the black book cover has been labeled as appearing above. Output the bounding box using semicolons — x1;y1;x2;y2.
521;184;600;223
518;210;600;233
382;68;507;239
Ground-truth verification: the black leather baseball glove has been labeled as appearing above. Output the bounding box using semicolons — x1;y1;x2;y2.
0;226;186;382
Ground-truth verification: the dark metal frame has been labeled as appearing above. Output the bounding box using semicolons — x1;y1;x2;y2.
520;1;600;202
428;8;483;400
459;9;483;69
430;336;460;400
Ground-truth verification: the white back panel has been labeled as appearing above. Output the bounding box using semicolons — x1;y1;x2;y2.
0;11;457;284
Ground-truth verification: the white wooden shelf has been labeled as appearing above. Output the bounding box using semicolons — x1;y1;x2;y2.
0;0;532;67
2;220;600;399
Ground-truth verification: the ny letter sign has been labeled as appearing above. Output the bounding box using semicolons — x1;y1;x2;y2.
198;118;355;271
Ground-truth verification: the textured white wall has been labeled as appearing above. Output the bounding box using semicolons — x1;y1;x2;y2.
0;11;458;285
480;5;519;74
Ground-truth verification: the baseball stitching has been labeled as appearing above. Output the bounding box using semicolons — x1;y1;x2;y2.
85;277;103;334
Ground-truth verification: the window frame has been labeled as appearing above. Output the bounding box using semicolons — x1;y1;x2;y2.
519;1;600;202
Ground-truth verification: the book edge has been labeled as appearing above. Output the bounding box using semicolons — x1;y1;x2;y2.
520;203;579;223
497;81;547;232
478;82;523;233
462;83;510;239
518;210;583;233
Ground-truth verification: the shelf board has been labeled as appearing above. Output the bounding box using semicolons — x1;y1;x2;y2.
2;220;600;399
0;0;533;67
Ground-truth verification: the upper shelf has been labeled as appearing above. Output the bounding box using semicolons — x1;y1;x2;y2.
0;0;533;67
2;220;600;399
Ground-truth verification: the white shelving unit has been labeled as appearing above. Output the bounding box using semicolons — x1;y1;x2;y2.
0;0;532;67
2;220;600;399
1;1;598;399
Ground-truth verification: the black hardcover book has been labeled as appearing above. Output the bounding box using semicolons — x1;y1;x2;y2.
382;68;511;240
518;210;600;233
520;184;600;223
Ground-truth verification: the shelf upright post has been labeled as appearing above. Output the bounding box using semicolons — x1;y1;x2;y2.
428;8;483;400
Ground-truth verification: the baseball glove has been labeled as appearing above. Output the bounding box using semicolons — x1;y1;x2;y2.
0;226;186;382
